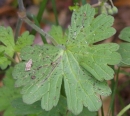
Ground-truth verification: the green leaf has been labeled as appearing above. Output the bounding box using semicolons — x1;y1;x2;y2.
0;26;15;69
2;106;15;116
67;107;97;116
12;45;63;110
49;25;67;45
13;4;121;115
38;95;67;116
0;27;34;69
66;4;116;45
0;68;21;116
15;31;34;52
77;43;120;81
12;98;42;115
13;45;115;114
118;27;130;66
12;96;67;116
119;27;130;42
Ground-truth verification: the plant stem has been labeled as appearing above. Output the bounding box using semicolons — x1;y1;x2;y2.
92;2;101;7
37;0;48;23
23;17;58;46
15;52;21;63
117;94;126;116
111;79;115;116
31;0;48;35
108;67;120;116
4;53;17;64
100;96;104;116
18;0;25;11
109;0;114;7
51;0;59;25
29;14;47;44
15;0;25;42
17;0;58;45
117;104;130;116
14;18;23;42
81;0;87;5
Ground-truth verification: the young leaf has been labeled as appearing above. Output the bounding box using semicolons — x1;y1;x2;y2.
0;26;15;69
0;27;34;69
13;4;121;115
118;27;130;66
15;31;34;52
0;68;21;116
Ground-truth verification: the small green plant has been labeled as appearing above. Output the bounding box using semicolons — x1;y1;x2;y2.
0;27;34;69
0;0;130;116
12;4;121;115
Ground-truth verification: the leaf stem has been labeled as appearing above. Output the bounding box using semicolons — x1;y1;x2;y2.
15;52;21;63
18;0;25;11
14;0;25;42
108;67;120;116
31;0;48;35
109;0;115;7
4;53;17;64
100;96;104;116
29;14;47;44
36;0;48;23
14;18;23;43
17;0;58;46
51;0;59;25
117;104;130;116
92;2;101;7
23;17;58;46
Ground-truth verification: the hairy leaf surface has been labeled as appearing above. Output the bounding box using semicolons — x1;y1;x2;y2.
118;27;130;66
13;4;121;115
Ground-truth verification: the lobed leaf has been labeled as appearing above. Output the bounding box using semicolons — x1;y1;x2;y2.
68;43;120;81
13;45;64;111
13;45;113;115
15;31;34;52
0;26;15;69
13;4;121;115
118;27;130;66
67;4;116;45
0;27;34;69
38;95;67;116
